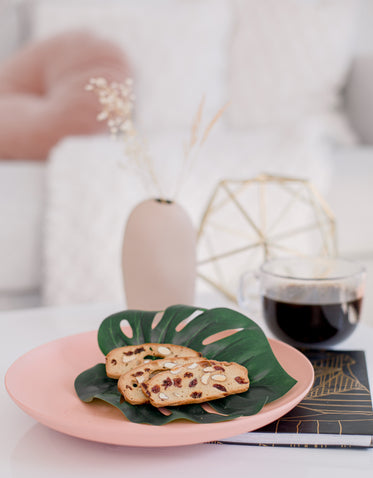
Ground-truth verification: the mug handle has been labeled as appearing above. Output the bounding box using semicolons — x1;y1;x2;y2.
237;269;261;319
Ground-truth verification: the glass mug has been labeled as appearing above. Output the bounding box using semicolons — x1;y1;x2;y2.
239;256;366;347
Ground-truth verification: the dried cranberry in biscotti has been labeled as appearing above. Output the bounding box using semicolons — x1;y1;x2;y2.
213;384;227;392
173;378;182;387
191;392;203;399
162;377;173;389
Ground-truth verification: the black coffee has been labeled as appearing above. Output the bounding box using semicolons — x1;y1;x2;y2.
263;296;362;346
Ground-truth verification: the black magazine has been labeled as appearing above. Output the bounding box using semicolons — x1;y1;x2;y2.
219;349;373;448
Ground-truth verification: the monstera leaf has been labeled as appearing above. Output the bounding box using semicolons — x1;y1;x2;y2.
75;305;297;425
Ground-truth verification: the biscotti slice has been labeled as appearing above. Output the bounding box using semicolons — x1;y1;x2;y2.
105;343;202;379
118;356;202;405
141;359;250;407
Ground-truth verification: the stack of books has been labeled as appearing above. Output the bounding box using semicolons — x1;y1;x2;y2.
219;349;373;448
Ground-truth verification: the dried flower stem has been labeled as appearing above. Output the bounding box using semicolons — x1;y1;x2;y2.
188;95;205;151
200;101;230;146
172;99;229;201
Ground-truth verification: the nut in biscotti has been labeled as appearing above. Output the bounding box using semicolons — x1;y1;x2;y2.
105;343;202;379
141;360;250;407
117;356;202;405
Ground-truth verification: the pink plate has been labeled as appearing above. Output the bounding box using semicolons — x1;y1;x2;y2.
5;331;314;447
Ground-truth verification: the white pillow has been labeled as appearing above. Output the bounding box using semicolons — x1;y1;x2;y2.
31;0;232;134
227;0;360;139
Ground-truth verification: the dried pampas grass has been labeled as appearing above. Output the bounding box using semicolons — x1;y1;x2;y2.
86;77;227;201
173;99;229;200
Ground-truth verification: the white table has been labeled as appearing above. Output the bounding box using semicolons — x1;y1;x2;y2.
2;300;373;478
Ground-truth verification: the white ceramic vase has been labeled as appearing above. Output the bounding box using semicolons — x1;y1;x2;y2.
122;198;196;311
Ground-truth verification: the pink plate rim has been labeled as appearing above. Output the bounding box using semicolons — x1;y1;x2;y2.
5;330;314;447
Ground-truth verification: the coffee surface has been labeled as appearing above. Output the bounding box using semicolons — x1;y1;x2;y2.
263;296;362;346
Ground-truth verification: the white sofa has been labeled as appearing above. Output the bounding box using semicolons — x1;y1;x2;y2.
1;0;373;324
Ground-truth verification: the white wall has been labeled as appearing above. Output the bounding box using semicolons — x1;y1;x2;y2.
2;0;373;60
0;1;20;61
356;0;373;53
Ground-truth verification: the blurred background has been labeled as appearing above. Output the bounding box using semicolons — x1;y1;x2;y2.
0;0;372;325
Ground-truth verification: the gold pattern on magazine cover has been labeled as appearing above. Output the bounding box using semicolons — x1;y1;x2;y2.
271;352;373;437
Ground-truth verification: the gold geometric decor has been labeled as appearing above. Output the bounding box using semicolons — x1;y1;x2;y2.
197;173;337;302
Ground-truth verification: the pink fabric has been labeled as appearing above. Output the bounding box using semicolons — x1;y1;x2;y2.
0;31;130;160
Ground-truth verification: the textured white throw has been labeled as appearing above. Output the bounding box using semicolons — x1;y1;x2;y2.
42;128;330;306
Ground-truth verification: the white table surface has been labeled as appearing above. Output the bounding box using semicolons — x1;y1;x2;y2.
2;297;373;478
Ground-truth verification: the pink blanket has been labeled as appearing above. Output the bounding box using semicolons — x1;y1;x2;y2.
0;30;130;160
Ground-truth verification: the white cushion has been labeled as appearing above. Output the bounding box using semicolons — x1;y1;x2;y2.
227;0;360;142
31;0;232;134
